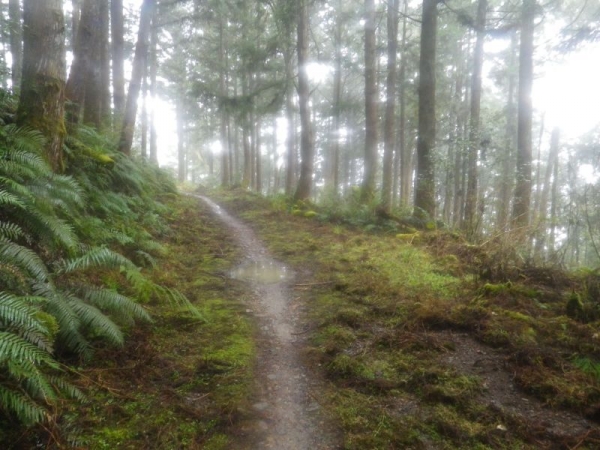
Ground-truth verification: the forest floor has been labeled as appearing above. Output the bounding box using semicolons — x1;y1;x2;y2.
14;189;600;449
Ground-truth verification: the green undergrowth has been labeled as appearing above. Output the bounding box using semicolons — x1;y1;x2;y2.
10;195;255;449
211;188;600;449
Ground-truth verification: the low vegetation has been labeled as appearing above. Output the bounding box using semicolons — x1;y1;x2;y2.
0;91;256;448
212;188;600;449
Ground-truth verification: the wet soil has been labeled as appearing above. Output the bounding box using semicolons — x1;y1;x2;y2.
195;195;338;450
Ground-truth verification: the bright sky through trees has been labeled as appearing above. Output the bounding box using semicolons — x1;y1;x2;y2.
125;0;599;173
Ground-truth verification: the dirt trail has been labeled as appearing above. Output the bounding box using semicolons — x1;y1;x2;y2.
195;195;337;450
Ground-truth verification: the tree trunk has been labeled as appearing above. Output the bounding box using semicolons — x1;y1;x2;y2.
399;0;410;207
534;127;559;258
255;117;262;193
18;0;66;172
463;0;487;238
8;0;22;92
141;70;148;159
177;96;186;182
414;0;438;219
381;0;399;212
512;0;535;229
219;14;230;187
99;0;111;123
284;53;296;196
327;0;344;197
82;0;108;129
497;31;518;231
65;0;98;130
361;0;379;203
118;0;156;156
149;16;158;164
111;0;125;118
241;75;251;189
72;0;82;45
549;145;559;254
294;0;315;201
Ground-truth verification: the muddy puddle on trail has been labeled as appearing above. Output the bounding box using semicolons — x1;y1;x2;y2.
194;195;338;450
230;259;292;285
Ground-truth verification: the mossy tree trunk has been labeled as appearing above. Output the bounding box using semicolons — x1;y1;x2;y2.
18;0;66;172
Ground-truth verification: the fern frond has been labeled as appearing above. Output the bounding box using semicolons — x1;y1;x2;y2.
0;221;25;241
122;266;203;319
64;295;124;346
78;287;151;322
0;292;50;337
0;239;48;282
134;250;158;268
0;385;48;424
60;247;135;273
48;375;85;401
8;359;57;402
0;331;57;367
0;176;36;200
3;125;46;154
41;291;90;357
21;208;78;250
0;189;26;209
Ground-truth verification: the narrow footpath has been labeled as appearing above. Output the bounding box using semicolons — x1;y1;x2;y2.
195;195;338;450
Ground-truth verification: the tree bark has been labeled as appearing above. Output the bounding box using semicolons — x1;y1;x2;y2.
497;31;518;232
512;0;535;229
284;50;296;196
327;0;344;197
381;0;399;212
177;95;186;182
99;0;111;123
294;0;315;201
463;0;487;238
82;0;107;129
65;0;98;130
399;0;410;207
18;0;66;172
534;127;559;258
414;0;438;219
149;16;158;164
8;0;22;92
71;0;82;45
255;117;262;193
118;0;156;156
141;70;148;159
111;0;125;118
361;0;379;203
219;13;230;187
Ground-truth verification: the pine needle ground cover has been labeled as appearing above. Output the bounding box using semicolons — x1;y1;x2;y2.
211;189;600;449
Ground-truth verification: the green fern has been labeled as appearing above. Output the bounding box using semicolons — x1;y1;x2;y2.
59;247;135;273
0;385;48;424
77;286;151;322
0;239;49;282
64;295;124;346
122;266;203;319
